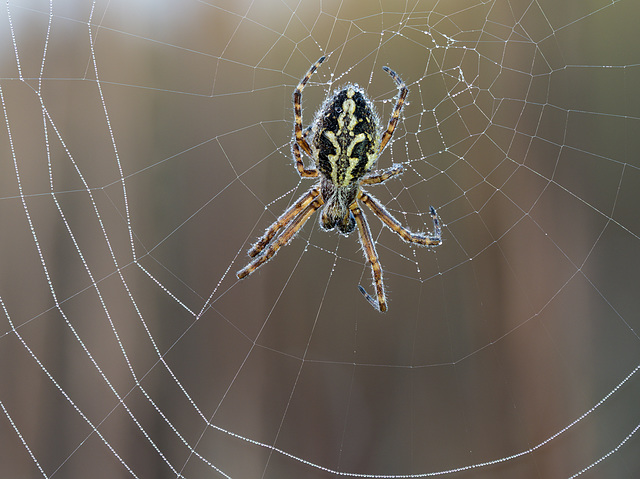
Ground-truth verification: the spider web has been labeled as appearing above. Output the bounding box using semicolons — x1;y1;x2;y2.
1;0;639;478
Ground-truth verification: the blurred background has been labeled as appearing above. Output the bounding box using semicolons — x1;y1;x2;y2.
1;0;639;478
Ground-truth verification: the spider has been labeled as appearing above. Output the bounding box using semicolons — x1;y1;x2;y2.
236;56;442;312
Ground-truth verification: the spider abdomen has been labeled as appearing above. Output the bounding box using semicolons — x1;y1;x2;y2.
312;85;381;188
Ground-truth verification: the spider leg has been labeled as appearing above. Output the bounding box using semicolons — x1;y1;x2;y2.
237;197;323;279
302;124;313;138
361;163;404;185
379;66;408;154
294;56;326;158
293;139;319;178
359;190;442;246
246;186;321;258
352;203;387;312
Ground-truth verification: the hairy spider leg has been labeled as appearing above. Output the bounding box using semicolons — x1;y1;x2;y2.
359;190;442;246
352;204;387;312
302;124;313;138
236;197;324;279
379;66;408;154
361;163;404;185
245;186;320;258
428;206;442;242
293;141;319;178
294;125;315;177
293;55;326;172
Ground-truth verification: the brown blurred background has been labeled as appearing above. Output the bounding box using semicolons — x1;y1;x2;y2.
1;0;639;478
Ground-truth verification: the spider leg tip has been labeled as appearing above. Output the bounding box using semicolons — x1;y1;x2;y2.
425;206;442;245
358;285;386;312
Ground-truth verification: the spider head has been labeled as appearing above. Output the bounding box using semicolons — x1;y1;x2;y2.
320;181;358;235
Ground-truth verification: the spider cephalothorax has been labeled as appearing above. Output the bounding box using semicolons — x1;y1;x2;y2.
236;56;442;312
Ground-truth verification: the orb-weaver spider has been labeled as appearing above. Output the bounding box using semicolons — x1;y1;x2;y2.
237;56;441;312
